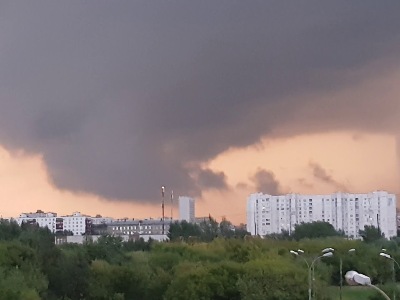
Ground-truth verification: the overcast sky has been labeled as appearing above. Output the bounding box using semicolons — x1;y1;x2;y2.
0;1;399;212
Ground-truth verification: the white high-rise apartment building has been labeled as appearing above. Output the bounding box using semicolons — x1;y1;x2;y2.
246;191;397;239
179;196;195;223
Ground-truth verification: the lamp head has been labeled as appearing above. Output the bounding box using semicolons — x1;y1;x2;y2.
380;252;391;259
322;252;333;258
345;271;371;286
322;247;335;253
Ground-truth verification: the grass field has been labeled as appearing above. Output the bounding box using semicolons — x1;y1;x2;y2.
327;286;377;299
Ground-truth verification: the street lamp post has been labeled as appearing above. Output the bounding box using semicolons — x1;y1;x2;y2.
312;252;334;299
291;250;312;300
380;252;400;300
320;247;356;300
314;248;334;279
310;247;335;298
338;248;356;300
290;250;333;300
345;270;391;300
380;252;400;269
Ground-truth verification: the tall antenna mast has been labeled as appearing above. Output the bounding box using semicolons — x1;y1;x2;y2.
170;190;174;222
161;186;165;235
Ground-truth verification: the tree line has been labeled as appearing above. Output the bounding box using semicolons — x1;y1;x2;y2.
0;218;397;299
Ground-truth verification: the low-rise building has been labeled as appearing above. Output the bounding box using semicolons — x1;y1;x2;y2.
107;218;169;240
16;210;57;232
16;210;170;241
60;212;92;236
91;215;115;225
16;210;91;236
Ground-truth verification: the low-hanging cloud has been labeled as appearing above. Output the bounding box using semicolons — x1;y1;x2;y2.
250;169;284;195
196;168;228;191
0;1;399;202
309;162;349;192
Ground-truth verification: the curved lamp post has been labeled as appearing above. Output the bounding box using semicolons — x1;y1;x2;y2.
290;250;311;300
312;252;333;298
380;252;400;300
345;270;391;300
290;250;333;300
380;252;400;269
314;248;335;289
338;248;356;300
310;247;356;300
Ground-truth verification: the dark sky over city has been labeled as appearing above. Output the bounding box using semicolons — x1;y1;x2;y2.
0;1;399;221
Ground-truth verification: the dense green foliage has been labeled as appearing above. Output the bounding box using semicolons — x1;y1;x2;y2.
292;221;344;240
168;217;248;242
359;225;385;243
0;219;399;299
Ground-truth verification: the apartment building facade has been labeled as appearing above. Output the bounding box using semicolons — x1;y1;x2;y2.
246;191;397;239
16;211;91;236
17;210;57;231
15;210;170;241
107;219;169;241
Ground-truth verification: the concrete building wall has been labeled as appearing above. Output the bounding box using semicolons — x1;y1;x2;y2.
16;211;90;236
179;196;195;223
55;234;167;245
247;191;397;239
107;219;170;236
91;216;114;225
16;211;57;232
61;212;89;236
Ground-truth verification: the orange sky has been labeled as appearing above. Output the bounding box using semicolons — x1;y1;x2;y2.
2;3;400;230
201;131;399;223
1;130;398;224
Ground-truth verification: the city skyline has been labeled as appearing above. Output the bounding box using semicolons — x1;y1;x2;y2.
0;2;399;224
0;134;397;224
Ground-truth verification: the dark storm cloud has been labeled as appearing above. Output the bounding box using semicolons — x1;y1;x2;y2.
0;1;399;201
309;162;349;192
196;169;228;190
250;169;283;195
